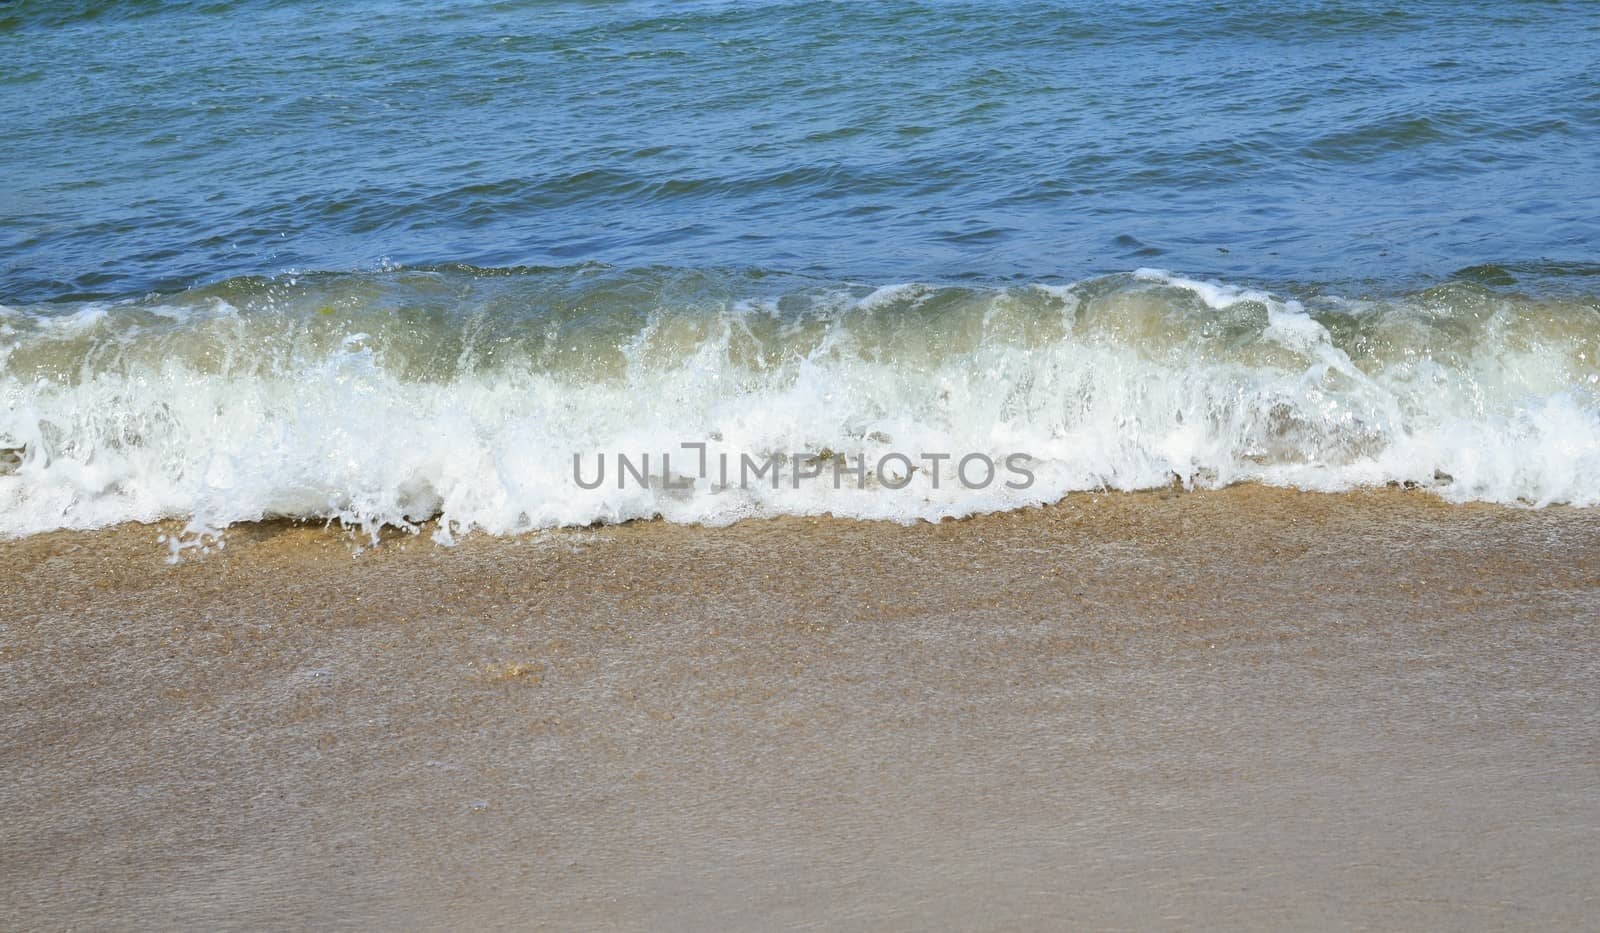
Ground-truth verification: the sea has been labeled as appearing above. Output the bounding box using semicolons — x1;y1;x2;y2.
3;0;1599;541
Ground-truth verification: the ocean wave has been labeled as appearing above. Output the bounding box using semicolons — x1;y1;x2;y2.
3;266;1599;542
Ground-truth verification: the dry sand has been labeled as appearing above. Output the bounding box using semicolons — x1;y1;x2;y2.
2;486;1598;930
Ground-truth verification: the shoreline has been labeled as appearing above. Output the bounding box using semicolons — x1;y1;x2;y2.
3;486;1598;929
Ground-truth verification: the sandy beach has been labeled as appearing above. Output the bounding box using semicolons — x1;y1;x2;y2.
2;486;1596;929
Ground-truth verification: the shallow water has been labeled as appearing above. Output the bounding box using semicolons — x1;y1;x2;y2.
3;489;1598;929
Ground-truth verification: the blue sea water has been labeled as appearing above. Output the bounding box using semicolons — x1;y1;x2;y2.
3;0;1597;299
2;0;1599;538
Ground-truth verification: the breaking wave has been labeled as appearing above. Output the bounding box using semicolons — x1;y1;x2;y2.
3;265;1598;543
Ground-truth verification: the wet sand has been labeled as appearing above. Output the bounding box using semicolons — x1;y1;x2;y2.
2;487;1597;930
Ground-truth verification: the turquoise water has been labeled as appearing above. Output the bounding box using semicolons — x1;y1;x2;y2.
2;1;1599;539
4;0;1597;299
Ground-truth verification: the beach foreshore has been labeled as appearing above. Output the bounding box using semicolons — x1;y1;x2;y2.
2;486;1597;930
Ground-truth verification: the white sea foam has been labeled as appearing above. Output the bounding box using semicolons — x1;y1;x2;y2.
3;270;1598;543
